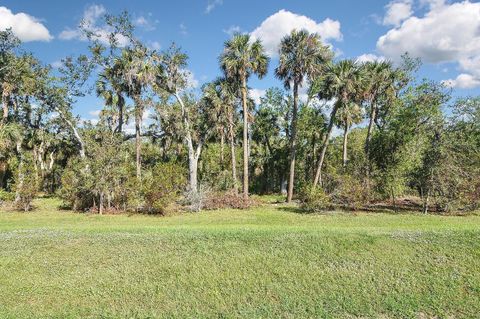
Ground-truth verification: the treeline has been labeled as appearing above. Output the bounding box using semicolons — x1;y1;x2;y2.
0;12;478;214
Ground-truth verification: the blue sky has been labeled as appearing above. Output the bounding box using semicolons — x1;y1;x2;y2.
1;0;480;121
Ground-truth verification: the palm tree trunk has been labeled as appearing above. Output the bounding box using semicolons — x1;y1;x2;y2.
228;112;238;195
313;105;338;188
365;102;377;155
134;96;142;180
117;92;124;133
287;82;299;203
241;76;249;201
342;122;349;167
220;132;225;169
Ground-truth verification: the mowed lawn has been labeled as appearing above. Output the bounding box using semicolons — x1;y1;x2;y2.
0;198;479;318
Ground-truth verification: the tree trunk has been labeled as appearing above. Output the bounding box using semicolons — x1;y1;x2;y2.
99;192;104;215
313;105;338;188
287;82;299;203
365;102;377;155
14;141;23;205
188;154;199;193
134;96;142;180
220;132;225;169
241;76;249;201
342;122;349;167
54;107;86;159
423;190;429;214
1;91;8;123
116;92;124;133
228;112;238;195
174;92;203;194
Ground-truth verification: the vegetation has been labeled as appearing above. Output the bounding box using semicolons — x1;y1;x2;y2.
0;197;478;318
0;13;479;213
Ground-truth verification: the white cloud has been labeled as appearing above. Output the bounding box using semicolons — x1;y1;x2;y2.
442;74;480;89
205;0;223;14
377;0;480;89
134;14;157;31
383;0;413;27
249;89;266;105
89;110;101;117
356;54;386;63
0;6;52;42
223;25;242;36
59;4;129;47
377;1;480;63
179;23;188;36
148;41;161;50
250;10;342;57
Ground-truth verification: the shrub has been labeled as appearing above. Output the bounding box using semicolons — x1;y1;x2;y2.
141;162;187;214
0;189;15;202
331;175;371;210
13;154;38;211
299;185;331;212
58;159;94;211
184;184;209;213
203;190;253;210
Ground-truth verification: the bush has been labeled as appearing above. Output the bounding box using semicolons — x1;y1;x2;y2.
58;159;94;211
299;185;331;212
13;155;38;211
0;189;15;202
331;175;371;210
203;190;253;210
184;184;210;213
141;162;187;214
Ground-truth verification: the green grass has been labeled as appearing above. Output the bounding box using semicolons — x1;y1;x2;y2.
0;198;479;318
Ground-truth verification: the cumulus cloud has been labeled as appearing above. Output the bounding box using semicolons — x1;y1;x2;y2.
249;89;266;105
205;0;223;14
250;10;342;57
356;54;386;63
377;0;480;88
442;74;480;89
0;6;52;42
59;4;129;47
383;0;413;26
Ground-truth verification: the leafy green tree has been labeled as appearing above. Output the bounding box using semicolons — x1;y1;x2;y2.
219;33;269;200
275;29;332;202
312;60;364;188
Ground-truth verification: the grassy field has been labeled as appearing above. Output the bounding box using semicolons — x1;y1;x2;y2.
0;198;479;318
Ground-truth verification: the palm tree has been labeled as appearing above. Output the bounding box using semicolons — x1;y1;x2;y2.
203;78;240;194
361;61;396;155
119;46;152;179
219;33;269;201
96;61;126;133
275;29;332;202
312;60;364;188
335;102;363;167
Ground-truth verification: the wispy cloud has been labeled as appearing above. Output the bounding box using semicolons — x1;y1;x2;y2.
223;25;241;36
205;0;223;14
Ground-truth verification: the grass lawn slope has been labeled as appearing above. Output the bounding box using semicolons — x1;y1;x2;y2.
0;198;479;318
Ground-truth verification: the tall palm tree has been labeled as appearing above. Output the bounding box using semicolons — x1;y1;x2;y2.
275;29;332;202
219;33;269;201
96;61;126;133
203;78;240;194
335;102;363;167
312;59;363;188
361;61;396;155
119;46;152;179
